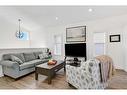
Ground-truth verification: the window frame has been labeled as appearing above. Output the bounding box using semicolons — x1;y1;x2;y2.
54;35;63;56
93;32;107;57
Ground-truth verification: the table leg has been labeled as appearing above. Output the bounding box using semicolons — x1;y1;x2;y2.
48;71;53;84
63;62;66;72
48;75;52;84
64;66;66;72
35;72;38;80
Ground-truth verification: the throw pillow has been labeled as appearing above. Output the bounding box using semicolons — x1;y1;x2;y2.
13;53;25;62
11;55;23;65
34;52;43;59
43;52;49;59
39;54;45;59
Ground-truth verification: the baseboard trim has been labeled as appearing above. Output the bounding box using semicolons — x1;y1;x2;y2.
0;74;4;77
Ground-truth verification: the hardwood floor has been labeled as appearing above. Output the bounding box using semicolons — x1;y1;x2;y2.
0;69;72;89
0;69;127;89
107;69;127;89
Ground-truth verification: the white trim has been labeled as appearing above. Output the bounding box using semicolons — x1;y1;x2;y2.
54;34;63;56
93;31;107;57
0;65;3;77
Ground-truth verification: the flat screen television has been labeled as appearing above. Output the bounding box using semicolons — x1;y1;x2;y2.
65;43;86;57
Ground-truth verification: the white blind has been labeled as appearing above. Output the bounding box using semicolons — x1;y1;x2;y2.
54;35;62;55
95;43;105;56
94;32;106;56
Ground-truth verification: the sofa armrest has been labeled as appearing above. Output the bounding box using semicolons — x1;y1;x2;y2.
0;60;19;69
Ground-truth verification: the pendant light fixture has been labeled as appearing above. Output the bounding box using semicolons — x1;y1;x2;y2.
15;19;24;39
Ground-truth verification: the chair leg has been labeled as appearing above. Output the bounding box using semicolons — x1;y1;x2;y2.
68;82;77;89
68;82;72;87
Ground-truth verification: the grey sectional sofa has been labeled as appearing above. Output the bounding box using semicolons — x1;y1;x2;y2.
0;51;51;79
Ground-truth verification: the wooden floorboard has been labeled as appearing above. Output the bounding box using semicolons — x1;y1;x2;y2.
0;69;71;89
0;69;127;89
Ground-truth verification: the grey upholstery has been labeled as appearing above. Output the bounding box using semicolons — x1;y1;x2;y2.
31;59;42;65
2;54;13;60
35;59;49;65
23;52;36;62
11;55;23;65
2;53;25;62
0;50;51;79
20;62;35;70
0;60;19;69
13;53;25;62
34;52;43;59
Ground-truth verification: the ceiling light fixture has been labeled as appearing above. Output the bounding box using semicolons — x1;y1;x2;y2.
15;19;24;39
88;8;93;12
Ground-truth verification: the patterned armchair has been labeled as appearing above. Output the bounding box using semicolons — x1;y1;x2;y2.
66;59;108;89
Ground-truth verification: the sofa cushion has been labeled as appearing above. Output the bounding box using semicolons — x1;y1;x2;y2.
19;62;34;70
39;54;45;60
20;59;42;70
3;53;25;62
23;52;36;62
11;55;23;65
42;59;49;63
2;54;12;60
33;59;43;65
43;52;49;58
34;51;43;59
35;59;49;65
13;53;25;62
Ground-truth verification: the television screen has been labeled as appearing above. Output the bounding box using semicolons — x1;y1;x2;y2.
65;43;86;57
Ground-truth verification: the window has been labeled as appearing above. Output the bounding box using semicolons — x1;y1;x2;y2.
19;32;29;40
93;32;106;56
54;35;62;55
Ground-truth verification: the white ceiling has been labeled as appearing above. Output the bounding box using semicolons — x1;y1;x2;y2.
0;6;127;28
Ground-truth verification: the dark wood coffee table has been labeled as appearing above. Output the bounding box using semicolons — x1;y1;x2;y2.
35;60;65;84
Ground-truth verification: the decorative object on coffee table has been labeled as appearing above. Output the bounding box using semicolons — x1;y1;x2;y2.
35;60;65;84
48;59;57;65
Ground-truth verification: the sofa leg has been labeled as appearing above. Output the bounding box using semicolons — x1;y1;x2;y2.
3;74;18;81
14;78;19;81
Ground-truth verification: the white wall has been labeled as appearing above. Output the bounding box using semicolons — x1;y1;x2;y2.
0;16;48;49
46;14;127;70
123;26;127;71
0;18;31;48
0;16;48;77
0;65;3;77
30;27;48;48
